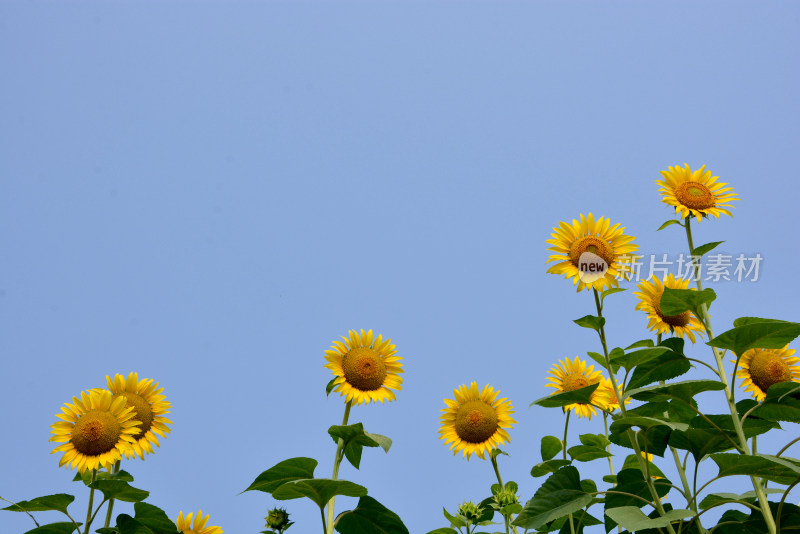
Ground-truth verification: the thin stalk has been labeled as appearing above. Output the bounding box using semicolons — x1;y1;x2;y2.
491;452;519;534
103;460;121;528
684;217;776;534
603;412;615;476
320;506;328;534
326;401;352;534
562;412;575;534
0;496;41;528
84;470;97;534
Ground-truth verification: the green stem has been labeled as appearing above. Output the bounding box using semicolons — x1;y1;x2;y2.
103;461;121;528
326;401;352;534
320;506;328;534
684;218;776;534
491;452;519;534
561;412;575;534
84;470;97;534
603;412;615;476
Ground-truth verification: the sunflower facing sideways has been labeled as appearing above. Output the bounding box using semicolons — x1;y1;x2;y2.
325;329;404;405
634;274;705;343
656;164;738;222
546;357;607;419
734;346;800;401
105;372;173;459
50;390;141;472
176;510;223;534
439;382;516;460
546;213;639;292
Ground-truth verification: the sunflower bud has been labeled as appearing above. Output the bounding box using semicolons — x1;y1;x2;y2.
495;487;519;508
265;508;292;532
457;501;483;523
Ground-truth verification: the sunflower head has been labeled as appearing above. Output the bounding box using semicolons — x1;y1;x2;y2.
324;330;403;405
734;346;800;401
592;378;629;412
265;508;292;532
546;213;639;292
176;511;223;534
656;164;738;222
457;501;484;523
49;390;141;472
634;274;706;343
104;372;173;459
546;357;608;419
439;382;516;460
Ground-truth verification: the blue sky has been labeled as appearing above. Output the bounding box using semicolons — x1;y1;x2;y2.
2;2;799;533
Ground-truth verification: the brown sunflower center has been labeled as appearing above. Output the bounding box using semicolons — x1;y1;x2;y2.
454;400;498;444
115;392;153;439
71;409;122;455
568;236;614;268
749;351;793;394
342;347;387;391
562;374;591;391
675;181;715;210
654;298;692;327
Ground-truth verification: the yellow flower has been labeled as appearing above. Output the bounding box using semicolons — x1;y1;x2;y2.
634;274;706;343
593;378;628;412
50;390;140;472
734;346;800;401
546;213;638;292
324;329;403;405
546;357;606;419
439;382;516;460
656;164;738;222
104;373;173;459
176;511;223;534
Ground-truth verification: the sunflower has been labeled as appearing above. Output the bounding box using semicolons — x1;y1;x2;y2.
734;346;800;401
324;329;403;405
546;213;639;292
50;390;140;472
592;378;628;412
104;372;173;459
634;274;706;343
656;164;738;222
546;357;606;419
439;382;516;460
176;511;223;534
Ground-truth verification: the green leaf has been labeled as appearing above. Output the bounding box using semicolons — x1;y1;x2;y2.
243;457;318;494
708;319;800;355
329;423;391;469
610;416;688;433
133;502;180;534
442;508;466;528
88;480;149;503
272;478;367;509
541;436;563;461
604;469;672;509
512;467;592;529
586;351;608;369
573;315;605;331
692;241;724;256
530;459;571;477
734;317;796;328
326;378;337;397
115;514;153;534
578;433;610;448
752;382;800;423
626;350;692;390
608;423;671;457
621;454;666;479
490;448;508;459
625;339;655;350
22;523;82;534
556;510;601;534
601;288;626;302
657;219;682;231
711;453;800;485
669;414;778;460
425;529;459;534
2;494;74;514
530;383;599;408
335;496;409;534
612;347;671;372
699;489;784;510
605;506;693;531
659;287;716;317
567;445;612;462
626;399;697;424
626;380;726;402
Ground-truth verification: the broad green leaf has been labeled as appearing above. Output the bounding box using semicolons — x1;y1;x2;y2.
556;509;601;534
530;459;571;477
708;319;800;355
425;529;458;534
442;508;466;528
601;288;626;302
512;467;592;529
335;496;409;534
244;457;318;494
626;380;725;402
620;454;666;479
22;523;82;534
73;470;134;485
657;219;682;231
133;502;179;534
605;506;693;531
573;315;605;331
88;480;149;503
610;416;688;433
626;350;692;390
734;317;796;328
711;453;800;485
625;339;655;350
692;241;724;256
699;489;784;510
541;436;563;461
752;382;800;423
716;502;800;533
626;399;697;424
659;287;716;317
115;514;153;534
530;383;599;408
604;469;672;509
567;445;611;462
608;424;671;457
578;433;610;448
585;351;607;369
670;414;778;460
272;478;367;509
2;494;74;514
612;347;670;372
329;423;391;469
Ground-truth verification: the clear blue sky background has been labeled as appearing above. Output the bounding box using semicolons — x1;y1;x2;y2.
2;2;799;533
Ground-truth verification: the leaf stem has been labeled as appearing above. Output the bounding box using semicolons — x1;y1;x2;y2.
326;401;352;534
103;460;121;528
0;496;41;528
603;412;615;476
84;469;97;534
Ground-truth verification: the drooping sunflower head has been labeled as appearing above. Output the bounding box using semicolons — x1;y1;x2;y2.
324;329;403;405
176;511;223;534
634;274;706;343
734;346;800;401
104;372;173;459
592;378;629;413
439;382;516;460
50;389;140;472
656;164;738;222
546;213;639;292
546;357;606;419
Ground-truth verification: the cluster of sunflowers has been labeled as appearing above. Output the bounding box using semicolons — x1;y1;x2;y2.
5;164;800;534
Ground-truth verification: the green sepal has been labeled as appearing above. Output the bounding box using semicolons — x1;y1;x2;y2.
334;496;409;534
243;457;318;494
328;423;391;470
530;383;599;408
87;480;149;503
708;318;800;355
272;478;367;509
326;378;337;397
540;436;563;461
659;287;716;318
512;466;592;529
2;494;74;514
